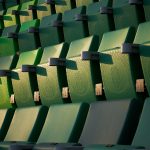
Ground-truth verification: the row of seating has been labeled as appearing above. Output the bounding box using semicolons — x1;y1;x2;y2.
0;97;148;150
1;20;150;108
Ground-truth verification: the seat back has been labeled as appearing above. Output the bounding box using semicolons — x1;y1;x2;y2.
66;36;104;103
37;103;89;143
143;0;150;21
99;27;144;100
4;106;48;142
36;43;69;106
11;48;42;107
79;99;143;145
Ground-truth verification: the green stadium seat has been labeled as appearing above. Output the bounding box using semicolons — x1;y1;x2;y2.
18;19;40;52
36;43;69;106
19;0;38;24
63;6;89;43
10;103;89;150
99;27;145;100
3;0;19;10
87;0;114;42
0;55;18;108
143;0;150;21
75;0;98;7
36;0;55;19
39;13;64;48
113;0;145;29
0;105;48;149
0;25;19;56
0;108;15;141
66;36;104;103
83;97;150;150
11;48;42;107
134;21;150;96
20;99;143;150
3;5;20;28
55;0;76;14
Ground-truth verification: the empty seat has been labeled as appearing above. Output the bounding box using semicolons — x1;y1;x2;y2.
36;43;69;105
133;21;150;96
0;25;19;56
18;0;38;24
11;48;42;107
11;103;89;149
55;0;76;14
99;27;144;100
39;13;64;48
87;0;114;42
84;97;150;150
0;55;18;108
36;0;55;19
0;108;15;141
113;0;145;29
18;19;40;52
0;105;48;149
3;5;20;28
2;0;18;10
20;99;143;150
76;0;98;7
63;6;89;43
66;36;104;103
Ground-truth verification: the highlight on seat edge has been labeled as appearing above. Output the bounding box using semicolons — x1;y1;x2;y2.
0;0;150;150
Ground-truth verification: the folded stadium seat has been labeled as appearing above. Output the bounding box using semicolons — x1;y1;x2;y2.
10;103;89;150
0;55;18;108
1;0;19;10
63;6;89;43
86;0;115;43
66;36;105;103
0;25;19;56
0;105;48;149
113;0;145;29
133;21;150;96
39;13;64;48
15;99;143;150
18;19;40;52
0;108;15;142
75;0;98;7
143;0;150;21
11;48;42;107
18;0;38;24
36;43;70;105
3;5;20;28
99;27;145;100
84;97;150;150
55;0;76;14
36;0;55;20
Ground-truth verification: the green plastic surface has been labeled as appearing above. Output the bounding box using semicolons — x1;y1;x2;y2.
39;14;63;48
37;43;69;106
63;6;89;43
134;21;150;96
3;5;20;27
18;19;40;52
76;0;98;7
143;0;150;21
66;36;103;103
99;27;143;100
55;0;76;14
37;103;89;143
113;0;145;29
87;1;114;42
4;106;48;142
12;48;42;107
